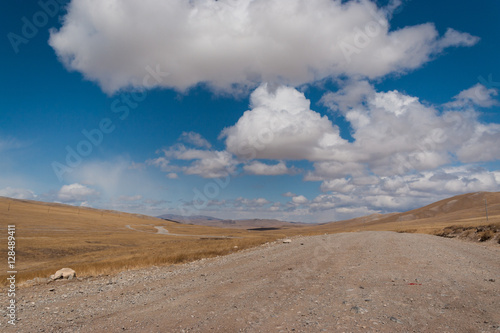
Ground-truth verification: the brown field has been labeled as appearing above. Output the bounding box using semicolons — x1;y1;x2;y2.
0;198;300;286
1;191;499;286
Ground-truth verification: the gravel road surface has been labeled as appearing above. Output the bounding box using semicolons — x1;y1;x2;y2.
2;231;499;332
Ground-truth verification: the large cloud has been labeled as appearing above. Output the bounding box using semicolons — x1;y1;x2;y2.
146;80;499;186
49;0;478;93
221;84;349;160
223;81;500;187
318;82;500;177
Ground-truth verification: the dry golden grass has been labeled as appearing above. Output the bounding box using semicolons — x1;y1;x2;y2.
1;191;499;287
0;198;289;286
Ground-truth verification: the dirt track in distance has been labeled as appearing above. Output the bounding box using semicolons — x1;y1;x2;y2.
3;231;500;332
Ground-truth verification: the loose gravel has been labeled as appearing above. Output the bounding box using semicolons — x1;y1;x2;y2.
1;231;499;332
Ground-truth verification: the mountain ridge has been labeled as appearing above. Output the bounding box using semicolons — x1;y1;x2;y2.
158;213;308;229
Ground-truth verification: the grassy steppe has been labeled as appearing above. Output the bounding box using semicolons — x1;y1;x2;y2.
0;198;293;285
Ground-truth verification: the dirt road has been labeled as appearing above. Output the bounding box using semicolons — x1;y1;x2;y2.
3;231;500;332
125;225;238;238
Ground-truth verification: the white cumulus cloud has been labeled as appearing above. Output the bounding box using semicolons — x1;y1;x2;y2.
320;178;356;193
292;195;309;205
222;84;348;160
235;197;270;208
315;81;500;179
446;83;499;108
222;81;500;193
49;0;478;94
57;183;100;202
243;161;292;176
152;144;237;178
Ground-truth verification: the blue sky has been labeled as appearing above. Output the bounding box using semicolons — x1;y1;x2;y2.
1;0;499;222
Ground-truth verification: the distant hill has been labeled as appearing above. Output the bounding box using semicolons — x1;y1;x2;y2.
158;213;309;229
390;191;500;221
362;191;500;225
159;214;225;223
314;191;500;233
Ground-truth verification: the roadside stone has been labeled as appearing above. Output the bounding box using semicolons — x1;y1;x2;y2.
51;268;77;280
